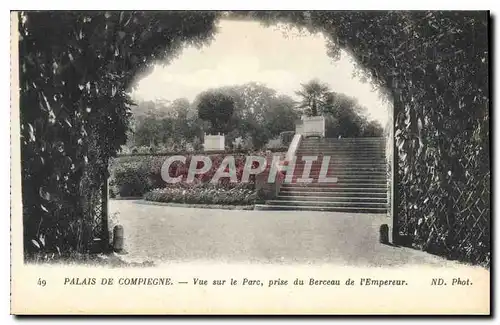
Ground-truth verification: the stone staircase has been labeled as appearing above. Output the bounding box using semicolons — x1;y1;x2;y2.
255;137;388;213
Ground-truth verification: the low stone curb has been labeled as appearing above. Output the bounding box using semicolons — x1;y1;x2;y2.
136;200;254;210
111;196;143;200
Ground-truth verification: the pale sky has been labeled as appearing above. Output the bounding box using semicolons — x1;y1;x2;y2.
131;19;390;125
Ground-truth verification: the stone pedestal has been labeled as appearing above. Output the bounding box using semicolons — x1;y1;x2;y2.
112;225;125;253
203;133;225;151
295;115;325;138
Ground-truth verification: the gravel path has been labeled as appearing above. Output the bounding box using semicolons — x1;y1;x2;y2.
110;200;459;267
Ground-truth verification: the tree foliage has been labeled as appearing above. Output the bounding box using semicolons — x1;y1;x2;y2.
322;92;383;137
196;91;235;134
131;98;202;149
129;83;299;151
215;82;299;148
292;79;384;138
295;79;331;116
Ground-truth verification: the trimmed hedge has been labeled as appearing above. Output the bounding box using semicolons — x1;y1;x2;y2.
116;147;287;157
109;156;166;197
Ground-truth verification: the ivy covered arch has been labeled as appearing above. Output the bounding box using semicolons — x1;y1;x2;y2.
246;11;489;265
19;11;489;265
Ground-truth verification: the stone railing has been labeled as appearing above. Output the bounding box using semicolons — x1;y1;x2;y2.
286;133;302;162
255;134;302;201
295;120;304;135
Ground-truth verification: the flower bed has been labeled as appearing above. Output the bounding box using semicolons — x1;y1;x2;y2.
144;183;257;205
109;151;279;198
109;149;288;207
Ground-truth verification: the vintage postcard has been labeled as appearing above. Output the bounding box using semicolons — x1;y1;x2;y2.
10;10;490;315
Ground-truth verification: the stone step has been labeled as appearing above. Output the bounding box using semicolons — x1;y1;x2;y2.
299;144;385;148
293;173;387;178
282;176;387;183
280;186;387;193
279;190;387;197
290;161;387;171
288;168;386;175
292;162;387;166
295;152;385;157
292;164;386;168
299;142;386;146
299;142;387;146
254;204;387;213
302;138;385;142
280;182;387;189
265;200;388;208
282;170;386;176
282;175;387;181
300;141;385;145
297;149;385;152
283;174;387;180
259;173;387;183
298;146;385;150
291;159;386;164
300;143;385;147
296;149;385;154
290;165;387;171
281;180;387;186
265;137;389;213
298;149;385;153
276;195;387;203
295;154;386;159
285;172;386;177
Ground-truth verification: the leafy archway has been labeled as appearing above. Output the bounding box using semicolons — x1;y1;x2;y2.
19;11;219;255
245;11;489;265
19;11;489;265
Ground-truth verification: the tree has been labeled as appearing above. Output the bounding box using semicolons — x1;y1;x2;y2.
231;83;298;148
362;120;384;137
264;95;299;136
168;98;197;140
128;97;203;150
204;83;299;148
295;79;331;116
319;92;375;138
196;91;235;134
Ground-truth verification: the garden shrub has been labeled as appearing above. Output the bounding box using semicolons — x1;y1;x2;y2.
144;183;257;206
109;155;166;197
113;162;151;197
109;150;289;200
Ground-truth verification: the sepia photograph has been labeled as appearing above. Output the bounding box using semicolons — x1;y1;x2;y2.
10;8;491;315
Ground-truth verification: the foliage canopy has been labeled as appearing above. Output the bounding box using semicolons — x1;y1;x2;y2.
19;11;218;255
196;91;235;134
